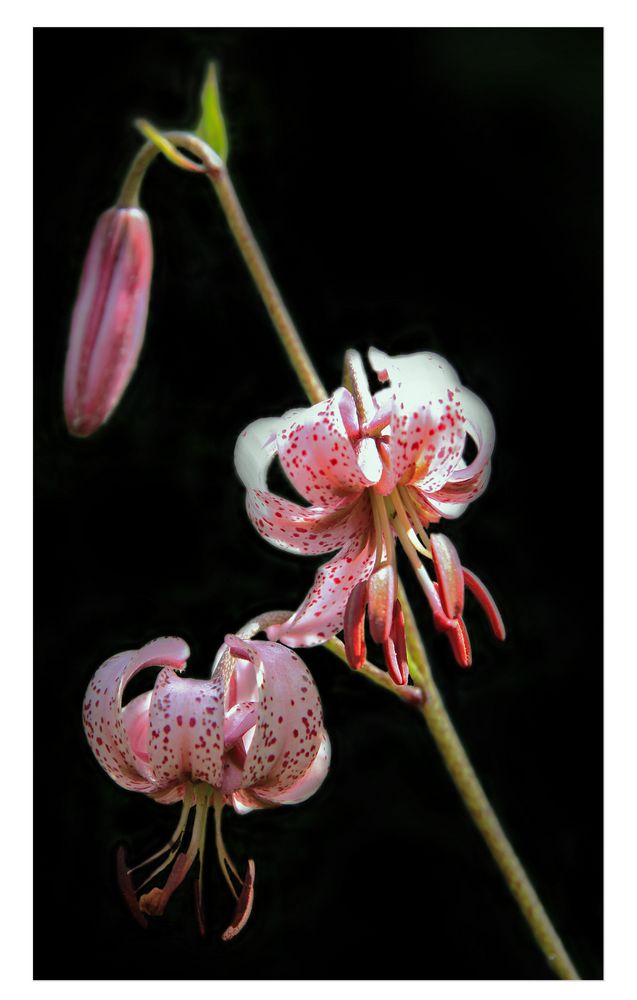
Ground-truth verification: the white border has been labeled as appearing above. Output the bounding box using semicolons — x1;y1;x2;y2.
6;3;637;994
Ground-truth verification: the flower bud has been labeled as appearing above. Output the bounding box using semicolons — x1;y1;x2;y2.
63;206;153;436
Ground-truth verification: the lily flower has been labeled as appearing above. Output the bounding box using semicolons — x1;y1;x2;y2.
64;206;153;437
83;633;330;938
235;347;504;682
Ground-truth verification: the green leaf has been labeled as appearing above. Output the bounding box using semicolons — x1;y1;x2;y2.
195;62;229;162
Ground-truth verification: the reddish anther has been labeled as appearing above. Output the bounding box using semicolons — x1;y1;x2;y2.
343;580;368;670
381;600;409;686
222;859;256;941
431;533;465;619
463;568;506;641
367;565;396;644
116;845;148;928
446;617;472;669
390;600;409;685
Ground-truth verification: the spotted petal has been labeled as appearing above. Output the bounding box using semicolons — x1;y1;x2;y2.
256;731;331;805
425;387;495;505
275;389;380;505
221;638;326;797
83;637;190;792
245;489;363;556
146;670;225;790
369;347;466;495
266;505;376;647
236;409;365;554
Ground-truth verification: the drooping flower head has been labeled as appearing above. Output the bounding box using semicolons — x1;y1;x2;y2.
235;348;504;683
83;627;330;937
64;206;153;437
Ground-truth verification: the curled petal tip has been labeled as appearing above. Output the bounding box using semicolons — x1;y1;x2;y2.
223;633;253;660
222;859;255;941
139;635;190;668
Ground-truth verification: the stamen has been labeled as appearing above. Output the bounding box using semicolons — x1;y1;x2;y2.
382;600;409;686
446;617;472;669
372;491;397;573
391;510;443;618
116;845;148;928
398;487;433;557
222;859;256;942
391;601;409;684
367;565;396;644
138;783;210;917
390;489;430;558
129;789;192;877
463;568;506;641
195;793;211;936
213;791;241;899
343;580;368;670
430;533;465;619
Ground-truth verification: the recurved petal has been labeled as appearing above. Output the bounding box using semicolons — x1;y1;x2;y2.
266;509;376;647
121;691;154;778
234;416;282;492
254;731;331;805
276;389;378;505
146;670;225;789
410;483;465;521
83;637;190;792
245;489;363;555
368;347;465;494
225;639;326;797
446;386;495;493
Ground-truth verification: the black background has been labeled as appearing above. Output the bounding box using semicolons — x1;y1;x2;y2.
34;28;602;980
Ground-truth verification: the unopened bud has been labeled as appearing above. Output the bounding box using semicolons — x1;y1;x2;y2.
63;206;153;436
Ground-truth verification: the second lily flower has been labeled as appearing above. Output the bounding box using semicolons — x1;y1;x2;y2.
235;348;505;683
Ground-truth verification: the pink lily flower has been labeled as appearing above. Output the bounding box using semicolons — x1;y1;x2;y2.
235;348;504;682
64;206;153;437
83;633;330;938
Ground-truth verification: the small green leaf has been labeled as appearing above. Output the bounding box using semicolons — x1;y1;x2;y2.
195;62;229;162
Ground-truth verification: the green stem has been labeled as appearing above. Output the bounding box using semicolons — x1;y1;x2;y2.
398;580;580;980
209;169;328;405
323;637;423;706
